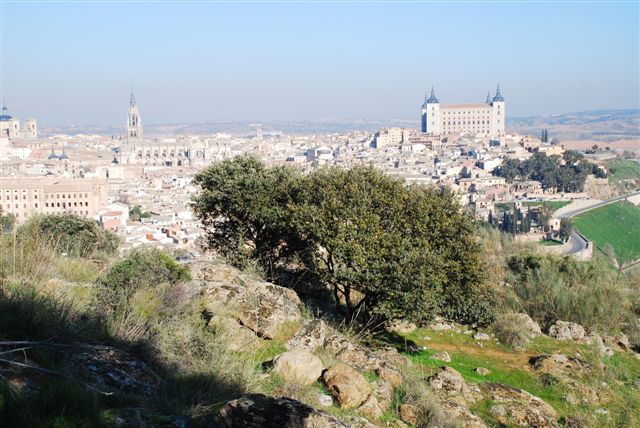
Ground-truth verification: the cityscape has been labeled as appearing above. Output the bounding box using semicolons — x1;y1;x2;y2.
1;2;639;427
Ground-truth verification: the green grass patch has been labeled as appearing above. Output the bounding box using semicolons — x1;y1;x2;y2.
606;159;640;182
573;201;640;264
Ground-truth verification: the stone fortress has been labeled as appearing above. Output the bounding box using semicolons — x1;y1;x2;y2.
421;85;505;138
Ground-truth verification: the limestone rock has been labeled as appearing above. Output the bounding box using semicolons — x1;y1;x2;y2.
323;335;385;371
428;366;477;404
357;394;384;420
371;379;394;410
285;319;329;352
611;333;630;352
587;333;613;356
376;366;403;388
316;393;333;407
398;404;419;426
480;382;558;427
387;319;417;334
529;354;589;379
216;393;349;427
548;321;585;341
272;350;324;386
323;364;372;409
473;332;491;341
198;263;303;339
69;347;158;397
441;401;487;428
475;367;491;376
431;351;451;363
513;313;542;337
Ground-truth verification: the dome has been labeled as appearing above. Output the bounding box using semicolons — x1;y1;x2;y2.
48;150;59;160
59;150;69;160
492;85;504;102
0;106;12;121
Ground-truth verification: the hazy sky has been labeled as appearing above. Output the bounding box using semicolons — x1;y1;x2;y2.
2;1;639;126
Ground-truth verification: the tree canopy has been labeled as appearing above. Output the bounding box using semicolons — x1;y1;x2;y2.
193;156;494;326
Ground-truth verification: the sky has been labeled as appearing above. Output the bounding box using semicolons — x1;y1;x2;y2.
1;1;639;126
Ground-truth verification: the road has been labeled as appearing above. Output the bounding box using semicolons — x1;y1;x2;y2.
557;190;640;219
556;190;640;256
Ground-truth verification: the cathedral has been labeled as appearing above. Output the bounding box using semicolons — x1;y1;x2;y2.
421;85;505;138
120;90;217;167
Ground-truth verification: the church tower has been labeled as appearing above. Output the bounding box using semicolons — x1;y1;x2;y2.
127;89;143;143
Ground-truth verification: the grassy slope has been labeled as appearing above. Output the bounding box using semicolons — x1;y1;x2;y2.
402;328;640;427
606;159;640;182
573;201;640;264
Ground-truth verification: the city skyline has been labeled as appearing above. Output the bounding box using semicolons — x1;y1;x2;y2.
2;1;639;126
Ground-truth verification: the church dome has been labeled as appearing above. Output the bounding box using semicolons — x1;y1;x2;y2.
0;106;13;121
48;151;59;160
426;87;439;104
492;85;504;102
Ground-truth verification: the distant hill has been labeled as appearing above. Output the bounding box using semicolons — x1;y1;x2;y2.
507;109;640;142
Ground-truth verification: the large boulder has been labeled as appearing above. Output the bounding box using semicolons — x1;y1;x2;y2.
323;364;372;409
480;382;558;427
198;263;303;339
272;350;324;386
427;366;477;404
69;347;159;397
398;404;419;426
357;394;384;420
216;393;349;427
548;321;585;341
387;319;417;334
441;401;487;428
529;354;590;378
322;335;385;371
513;313;542;337
285;319;329;352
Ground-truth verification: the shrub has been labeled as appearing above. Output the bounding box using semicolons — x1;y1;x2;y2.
19;214;119;258
493;313;532;348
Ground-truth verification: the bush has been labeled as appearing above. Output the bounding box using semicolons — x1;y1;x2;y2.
506;251;639;340
19;214;119;258
96;247;191;341
493;313;532;348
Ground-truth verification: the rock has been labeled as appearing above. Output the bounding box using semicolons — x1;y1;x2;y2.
529;354;589;379
198;264;303;340
387;319;417;334
207;315;260;352
323;364;372;409
513;313;542;337
371;379;394;410
316;393;333;407
431;351;451;362
430;321;453;331
441;401;488;427
611;333;630;352
69;347;158;397
216;393;349;427
473;332;491;341
398;404;419;426
357;394;384;420
548;321;585;341
475;367;491;376
285;319;329;352
323;335;387;371
427;366;477;404
480;382;558;427
376;366;403;388
272;350;324;386
342;416;378;428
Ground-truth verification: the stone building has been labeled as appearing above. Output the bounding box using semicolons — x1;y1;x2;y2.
420;86;505;138
0;106;38;141
0;177;107;223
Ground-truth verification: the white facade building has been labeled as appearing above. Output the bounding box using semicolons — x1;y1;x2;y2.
421;86;505;138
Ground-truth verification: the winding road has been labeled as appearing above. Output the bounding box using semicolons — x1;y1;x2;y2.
556;190;640;257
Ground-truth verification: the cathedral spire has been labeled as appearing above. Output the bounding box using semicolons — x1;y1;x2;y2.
493;83;504;102
130;85;136;107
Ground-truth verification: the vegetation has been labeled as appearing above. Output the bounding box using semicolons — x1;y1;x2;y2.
129;205;152;221
505;251;640;340
0;211;15;234
18;214;119;258
193;156;494;326
573;201;640;264
494;151;605;192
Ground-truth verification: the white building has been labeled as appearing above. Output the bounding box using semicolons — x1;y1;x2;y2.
420;86;505;138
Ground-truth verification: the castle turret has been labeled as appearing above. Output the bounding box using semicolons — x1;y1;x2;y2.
421;87;441;134
490;84;505;137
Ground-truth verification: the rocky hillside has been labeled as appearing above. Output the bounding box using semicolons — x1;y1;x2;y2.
3;251;637;427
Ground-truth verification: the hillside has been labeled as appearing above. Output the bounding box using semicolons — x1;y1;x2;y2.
573;201;640;265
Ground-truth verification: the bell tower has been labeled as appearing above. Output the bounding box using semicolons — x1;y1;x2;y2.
127;88;143;143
